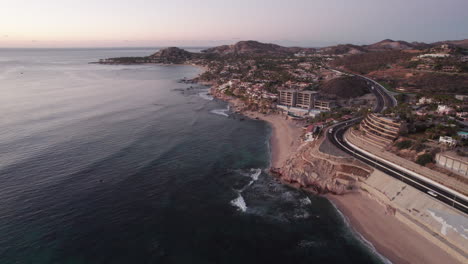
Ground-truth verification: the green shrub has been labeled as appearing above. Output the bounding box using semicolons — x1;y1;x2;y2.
416;154;433;166
396;140;413;149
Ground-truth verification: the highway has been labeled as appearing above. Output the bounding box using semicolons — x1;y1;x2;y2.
326;74;468;214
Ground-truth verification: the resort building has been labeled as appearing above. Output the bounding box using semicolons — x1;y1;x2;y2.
279;90;297;107
359;114;403;146
314;100;335;111
439;136;457;146
296;91;318;109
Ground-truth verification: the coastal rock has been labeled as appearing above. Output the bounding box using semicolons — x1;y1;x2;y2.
279;141;373;195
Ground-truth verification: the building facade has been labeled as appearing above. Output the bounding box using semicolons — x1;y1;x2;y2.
296;91;318;109
314;100;335;111
278;90;297;107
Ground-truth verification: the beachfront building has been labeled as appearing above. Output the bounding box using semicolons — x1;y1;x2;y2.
439;136;457;146
279;90;297;107
278;90;332;118
296;91;318;109
314;100;335;111
359;114;402;146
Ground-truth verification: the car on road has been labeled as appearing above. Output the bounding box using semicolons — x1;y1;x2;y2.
329;128;333;134
427;191;438;197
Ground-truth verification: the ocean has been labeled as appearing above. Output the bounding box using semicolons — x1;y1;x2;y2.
0;48;385;263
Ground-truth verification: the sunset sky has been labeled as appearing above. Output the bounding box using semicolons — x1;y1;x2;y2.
1;0;467;48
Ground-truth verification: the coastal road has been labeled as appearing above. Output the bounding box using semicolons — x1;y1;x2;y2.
326;73;468;214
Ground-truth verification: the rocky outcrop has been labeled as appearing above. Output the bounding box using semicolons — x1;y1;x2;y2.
279;139;373;195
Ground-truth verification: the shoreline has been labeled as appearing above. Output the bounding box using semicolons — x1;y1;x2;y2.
243;111;303;168
327;193;463;264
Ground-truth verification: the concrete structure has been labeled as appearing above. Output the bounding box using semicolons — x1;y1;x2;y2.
458;131;468;140
436;152;468;178
418;53;450;58
442;65;459;73
439;136;457;146
314;99;335;111
418;97;434;105
437;105;456;115
278;90;296;107
359;113;402;146
296;91;318;109
455;94;468;102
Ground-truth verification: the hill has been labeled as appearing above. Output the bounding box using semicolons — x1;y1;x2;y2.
364;39;416;51
319;76;369;98
330;50;415;74
149;47;193;63
432;39;468;49
201;40;314;56
319;44;367;55
320;39;432;55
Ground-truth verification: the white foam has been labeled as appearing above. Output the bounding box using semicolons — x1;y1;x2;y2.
231;194;247;212
300;197;312;206
198;91;213;101
293;210;310;219
210;106;230;117
250;168;261;181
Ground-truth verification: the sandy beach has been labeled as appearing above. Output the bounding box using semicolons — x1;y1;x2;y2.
328;193;463;264
243;111;303;168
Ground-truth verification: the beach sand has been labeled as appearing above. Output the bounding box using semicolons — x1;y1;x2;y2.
328;193;463;264
244;111;302;168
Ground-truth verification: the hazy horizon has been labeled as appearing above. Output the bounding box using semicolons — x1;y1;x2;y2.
1;0;467;48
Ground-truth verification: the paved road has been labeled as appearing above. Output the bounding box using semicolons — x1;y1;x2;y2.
327;73;468;214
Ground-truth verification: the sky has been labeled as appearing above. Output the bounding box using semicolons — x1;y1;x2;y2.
1;0;467;48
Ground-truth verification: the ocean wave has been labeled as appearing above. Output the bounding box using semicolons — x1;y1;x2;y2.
198;90;213;101
299;197;312;206
243;168;262;189
293;210;310;219
231;193;247;212
210;106;230;117
230;168;262;212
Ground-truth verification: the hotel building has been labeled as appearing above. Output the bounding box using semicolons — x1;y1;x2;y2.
279;90;297;107
296;91;318;109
